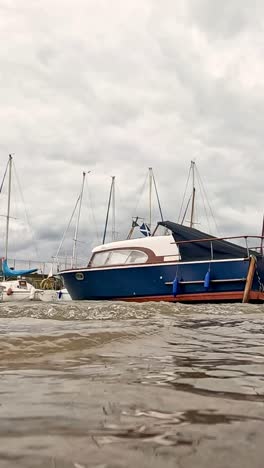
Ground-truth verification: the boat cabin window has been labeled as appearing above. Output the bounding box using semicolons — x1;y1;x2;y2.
91;249;148;267
91;251;110;267
18;280;27;289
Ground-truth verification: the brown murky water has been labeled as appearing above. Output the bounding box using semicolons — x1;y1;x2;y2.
0;302;264;468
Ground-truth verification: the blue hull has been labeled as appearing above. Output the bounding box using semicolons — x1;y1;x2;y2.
61;257;264;302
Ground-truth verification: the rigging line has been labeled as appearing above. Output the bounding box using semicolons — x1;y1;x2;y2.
195;168;213;233
132;170;148;218
195;166;211;232
195;166;220;235
261;215;264;255
0;159;9;260
13;163;39;259
177;163;192;223
181;193;192;225
126;170;149;238
55;194;80;259
195;188;201;227
152;171;164;222
72;172;86;267
71;239;91;245
112;178;125;240
0;159;9;193
85;181;99;243
102;178;113;244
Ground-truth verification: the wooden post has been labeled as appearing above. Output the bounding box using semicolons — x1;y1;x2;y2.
242;256;256;303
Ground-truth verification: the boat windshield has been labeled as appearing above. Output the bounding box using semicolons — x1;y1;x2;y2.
91;249;148;267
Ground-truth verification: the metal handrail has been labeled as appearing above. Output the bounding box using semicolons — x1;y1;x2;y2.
171;235;264;260
172;234;264;245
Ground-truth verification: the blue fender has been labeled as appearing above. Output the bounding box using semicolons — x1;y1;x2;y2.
173;277;179;297
204;270;211;290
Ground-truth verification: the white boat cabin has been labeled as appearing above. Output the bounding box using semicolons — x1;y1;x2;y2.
88;235;180;268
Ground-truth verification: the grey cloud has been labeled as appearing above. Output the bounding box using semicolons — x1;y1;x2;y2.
0;0;263;265
189;0;263;39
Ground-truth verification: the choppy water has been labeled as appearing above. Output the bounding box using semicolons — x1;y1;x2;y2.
0;302;264;468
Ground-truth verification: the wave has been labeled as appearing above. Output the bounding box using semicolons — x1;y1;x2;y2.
0;301;263;321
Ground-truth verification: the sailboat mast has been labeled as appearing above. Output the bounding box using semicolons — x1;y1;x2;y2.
72;171;86;267
152;171;164;222
190;161;196;228
261;215;264;256
102;177;114;244
55;193;81;264
111;176;116;242
149;167;152;231
5;154;12;259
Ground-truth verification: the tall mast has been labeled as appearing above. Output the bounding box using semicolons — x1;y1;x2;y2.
127;167;163;238
111;176;116;242
261;215;264;256
5;154;12;259
149;167;153;231
55;193;81;264
190;160;196;228
152;171;164;222
72;171;87;267
102;176;115;244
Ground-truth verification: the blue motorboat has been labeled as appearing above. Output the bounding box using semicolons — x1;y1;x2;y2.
59;221;264;303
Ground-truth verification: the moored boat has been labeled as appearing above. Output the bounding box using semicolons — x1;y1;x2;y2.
0;277;36;302
0;155;72;302
59;221;264;303
0;155;40;301
0;257;38;302
35;287;72;302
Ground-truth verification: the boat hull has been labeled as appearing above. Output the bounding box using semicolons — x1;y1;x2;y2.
0;289;35;302
36;288;72;302
0;280;36;302
60;257;264;303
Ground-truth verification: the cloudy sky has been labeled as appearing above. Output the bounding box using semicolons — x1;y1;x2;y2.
0;0;263;269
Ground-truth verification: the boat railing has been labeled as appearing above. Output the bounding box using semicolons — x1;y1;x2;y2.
172;235;264;259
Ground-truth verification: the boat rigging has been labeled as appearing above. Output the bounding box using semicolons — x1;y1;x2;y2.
127;167;164;239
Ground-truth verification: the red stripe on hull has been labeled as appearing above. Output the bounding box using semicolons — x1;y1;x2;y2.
249;291;264;301
116;290;264;303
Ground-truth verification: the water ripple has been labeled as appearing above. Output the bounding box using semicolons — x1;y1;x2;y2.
1;302;264;467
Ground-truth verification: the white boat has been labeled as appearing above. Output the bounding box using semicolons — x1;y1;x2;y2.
0;155;72;302
0;155;40;301
0;278;36;302
36;287;72;302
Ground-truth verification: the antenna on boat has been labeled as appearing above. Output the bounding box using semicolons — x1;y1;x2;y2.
102;176;116;244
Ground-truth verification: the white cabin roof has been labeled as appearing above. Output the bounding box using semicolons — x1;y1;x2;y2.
92;235;179;257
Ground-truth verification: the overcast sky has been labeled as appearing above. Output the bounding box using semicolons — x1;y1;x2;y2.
0;0;263;269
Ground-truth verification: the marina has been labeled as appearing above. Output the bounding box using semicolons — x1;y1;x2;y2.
1;1;264;466
1;158;263;305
